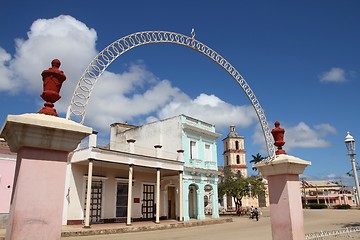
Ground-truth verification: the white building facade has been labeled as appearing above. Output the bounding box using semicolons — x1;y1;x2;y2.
64;115;221;225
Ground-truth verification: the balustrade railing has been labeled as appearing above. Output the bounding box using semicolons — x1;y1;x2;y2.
305;227;360;240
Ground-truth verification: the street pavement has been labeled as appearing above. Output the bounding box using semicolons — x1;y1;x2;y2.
61;209;360;240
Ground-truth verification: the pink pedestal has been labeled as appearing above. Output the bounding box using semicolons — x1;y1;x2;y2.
255;154;311;240
7;148;68;239
267;174;304;240
0;114;92;240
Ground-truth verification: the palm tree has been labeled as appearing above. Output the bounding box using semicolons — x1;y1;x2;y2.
250;153;264;171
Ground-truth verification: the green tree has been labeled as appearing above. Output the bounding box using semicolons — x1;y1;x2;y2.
218;168;266;209
250;153;265;171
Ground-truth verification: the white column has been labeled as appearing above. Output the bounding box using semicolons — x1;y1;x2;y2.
177;149;184;222
179;171;184;221
126;165;133;226
84;159;94;228
156;168;161;223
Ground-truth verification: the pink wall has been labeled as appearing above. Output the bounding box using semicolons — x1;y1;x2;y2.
0;159;16;214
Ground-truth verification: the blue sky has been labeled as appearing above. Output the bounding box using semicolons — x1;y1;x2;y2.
1;1;359;186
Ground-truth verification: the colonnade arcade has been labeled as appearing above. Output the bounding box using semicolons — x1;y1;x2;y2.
68;139;184;226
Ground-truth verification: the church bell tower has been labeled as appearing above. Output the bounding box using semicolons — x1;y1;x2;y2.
222;125;248;177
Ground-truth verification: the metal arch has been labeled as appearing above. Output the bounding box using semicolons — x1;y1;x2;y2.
66;30;276;159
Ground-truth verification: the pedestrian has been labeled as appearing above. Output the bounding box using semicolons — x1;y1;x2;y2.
237;206;243;216
255;207;260;221
249;205;254;219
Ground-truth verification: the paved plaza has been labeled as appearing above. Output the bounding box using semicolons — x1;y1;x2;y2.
61;209;360;240
1;208;360;240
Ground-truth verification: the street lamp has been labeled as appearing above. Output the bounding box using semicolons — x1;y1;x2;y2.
345;132;360;206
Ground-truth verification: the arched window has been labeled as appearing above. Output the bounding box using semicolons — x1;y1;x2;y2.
235;141;239;150
236;155;240;164
226;156;229;166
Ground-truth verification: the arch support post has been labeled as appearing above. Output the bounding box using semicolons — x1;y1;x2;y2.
1;114;92;240
255;155;311;240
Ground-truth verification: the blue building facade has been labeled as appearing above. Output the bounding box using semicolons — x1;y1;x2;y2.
180;115;221;220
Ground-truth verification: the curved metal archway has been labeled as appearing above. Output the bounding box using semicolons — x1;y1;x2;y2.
66;30;275;159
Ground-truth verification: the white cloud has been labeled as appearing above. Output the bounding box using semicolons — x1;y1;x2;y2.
286;122;335;149
314;123;337;136
156;93;258;131
319;67;346;83
0;15;260;133
0;48;16;92
252;121;337;153
0;15;98;98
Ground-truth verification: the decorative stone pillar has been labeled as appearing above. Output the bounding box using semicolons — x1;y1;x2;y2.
254;121;310;240
255;155;310;240
1;114;92;240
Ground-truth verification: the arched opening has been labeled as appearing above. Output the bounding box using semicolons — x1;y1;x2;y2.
235;141;239;150
236;155;240;164
188;184;198;219
204;185;213;215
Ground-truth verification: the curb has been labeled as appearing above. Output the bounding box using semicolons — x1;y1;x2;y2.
61;218;233;237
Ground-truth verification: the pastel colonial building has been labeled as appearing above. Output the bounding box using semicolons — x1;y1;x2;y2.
180;116;221;220
64;114;221;225
301;180;356;207
0;138;16;228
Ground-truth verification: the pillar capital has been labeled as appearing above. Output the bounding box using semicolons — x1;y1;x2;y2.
254;154;311;177
1;113;92;152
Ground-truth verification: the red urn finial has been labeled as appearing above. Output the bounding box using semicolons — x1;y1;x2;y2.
38;59;66;116
271;121;287;155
